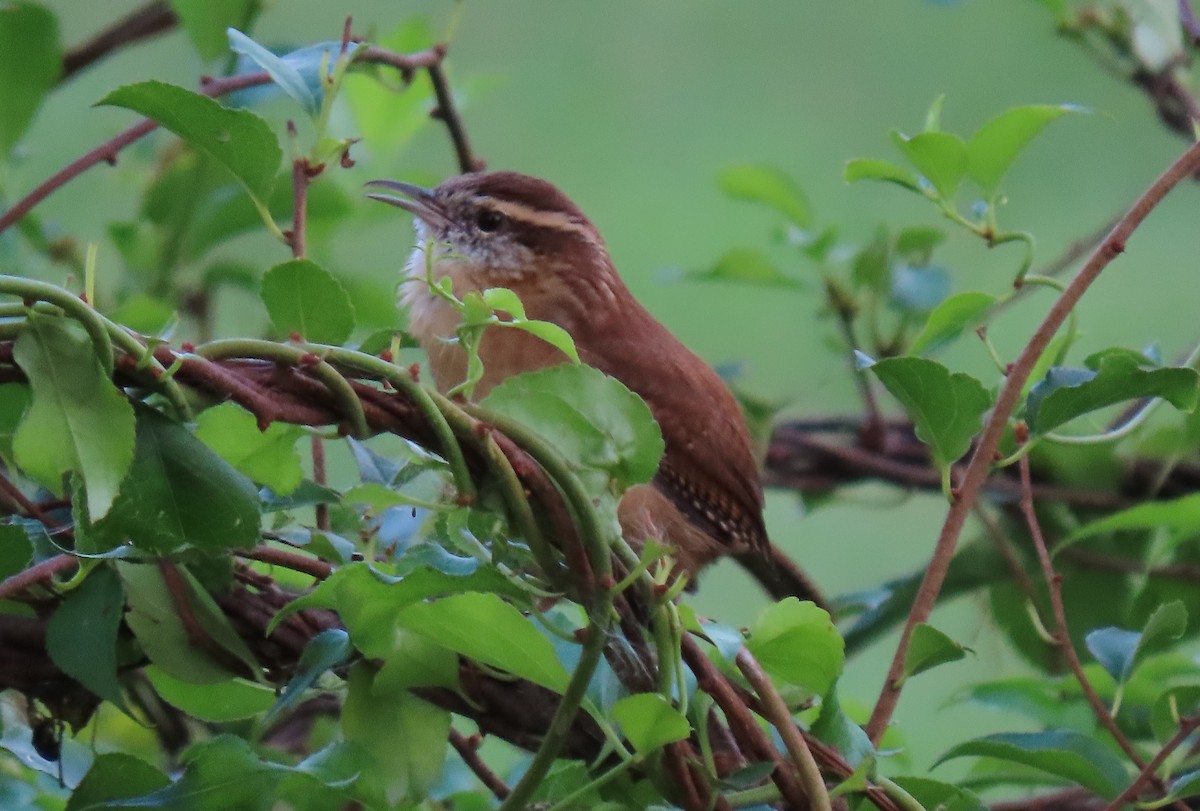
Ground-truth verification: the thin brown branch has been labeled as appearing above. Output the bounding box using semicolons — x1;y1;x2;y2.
865;136;1200;743
0;468;59;529
236;546;333;580
1016;455;1146;768
0;554;77;601
1103;714;1200;811
61;1;178;82
680;635;810;811
449;729;510;800
426;48;483;174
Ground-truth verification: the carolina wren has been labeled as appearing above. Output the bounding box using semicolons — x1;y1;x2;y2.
367;171;822;604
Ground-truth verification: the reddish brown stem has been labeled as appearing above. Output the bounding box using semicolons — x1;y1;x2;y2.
865;137;1200;743
1103;714;1200;811
61;1;178;82
449;729;510;800
236;546;332;580
0;554;77;601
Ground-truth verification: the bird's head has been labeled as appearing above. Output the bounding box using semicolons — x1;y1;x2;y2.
366;171;611;286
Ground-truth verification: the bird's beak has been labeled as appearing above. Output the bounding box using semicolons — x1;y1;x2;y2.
364;179;452;230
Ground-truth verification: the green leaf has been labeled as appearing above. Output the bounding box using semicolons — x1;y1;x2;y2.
46;566;128;711
260;259;356;344
612;693;690;753
265;629;352;723
195;401;304;495
343;664;448;805
811;685;874;767
718;164;812;227
13;315;136;519
1161;770;1200;807
65;753;171;811
76;406;260;555
959;678;1093;729
1064;493;1200;549
0;383;31;467
746;597;844;696
967;104;1080;197
117;562;244;684
901;623;970;683
99;81;281;204
863;356;991;469
935;730;1128;797
908;292;997;355
374;630;460;695
851;227;891;293
120;736;282;810
843;158;922;193
480;287;580;362
482;364;665;495
890;777;986;811
1026;351;1199;435
168;0;261;60
890;130;969;200
0;1;60;157
147;666;275;722
1084;601;1186;686
395;592;570;692
690;247;802;288
227;28;317;114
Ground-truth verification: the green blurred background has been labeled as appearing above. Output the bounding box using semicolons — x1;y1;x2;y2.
15;0;1200;777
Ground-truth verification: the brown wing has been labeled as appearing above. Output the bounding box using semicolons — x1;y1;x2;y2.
575;291;768;555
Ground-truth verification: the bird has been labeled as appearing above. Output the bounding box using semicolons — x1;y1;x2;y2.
366;171;824;606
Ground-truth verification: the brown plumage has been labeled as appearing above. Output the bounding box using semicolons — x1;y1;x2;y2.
368;171;823;603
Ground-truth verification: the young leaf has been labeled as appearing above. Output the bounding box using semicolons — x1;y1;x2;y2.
260;259;357;345
718;164;812;227
843;158;923;194
900;623;970;683
811;685;875;767
265;629;352;724
908;292;996;355
612;693;690;753
890;130;969;200
227;28;318;114
46;566;128;711
99;81;281;205
0;1;60;157
481;364;665;494
746;597;844;696
967;104;1081;197
13;315;136;520
1084;601;1186;686
863;356;992;469
76;406;261;555
195;401;305;495
395;592;570;692
1026;351;1199;435
168;0;261;60
690;247;803;288
935;730;1128;797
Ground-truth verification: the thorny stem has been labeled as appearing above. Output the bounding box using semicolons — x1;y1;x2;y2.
865;136;1200;743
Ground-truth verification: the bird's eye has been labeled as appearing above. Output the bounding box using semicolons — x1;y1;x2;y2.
475;208;504;232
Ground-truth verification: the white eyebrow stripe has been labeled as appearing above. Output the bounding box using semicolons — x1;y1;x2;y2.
485;199;594;236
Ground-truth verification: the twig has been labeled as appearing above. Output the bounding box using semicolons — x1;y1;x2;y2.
680;635;810;811
0;554;77;601
449;729;510;800
236;547;332;580
736;649;831;811
1102;714;1200;811
0;469;59;529
61;1;178;82
427;47;483;173
1016;456;1147;767
864;136;1200;743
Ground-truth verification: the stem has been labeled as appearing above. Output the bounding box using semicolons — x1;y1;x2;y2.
865;137;1200;743
736;649;832;811
1102;715;1200;811
0;275;115;374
